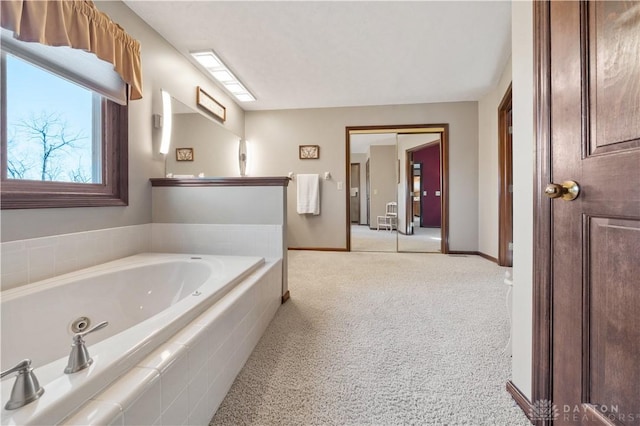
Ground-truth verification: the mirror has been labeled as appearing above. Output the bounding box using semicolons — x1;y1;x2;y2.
350;133;397;252
396;133;442;253
349;131;443;253
164;96;242;177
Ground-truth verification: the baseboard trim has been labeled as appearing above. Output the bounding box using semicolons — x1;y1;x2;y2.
476;251;498;264
506;380;533;423
448;250;477;256
448;250;498;264
281;291;290;304
288;247;348;252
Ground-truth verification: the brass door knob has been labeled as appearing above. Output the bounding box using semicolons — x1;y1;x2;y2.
544;180;580;201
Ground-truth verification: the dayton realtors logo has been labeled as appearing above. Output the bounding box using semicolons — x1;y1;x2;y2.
562;404;638;423
530;401;638;423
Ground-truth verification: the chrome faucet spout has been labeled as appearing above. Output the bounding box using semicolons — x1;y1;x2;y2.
0;359;44;410
64;321;109;374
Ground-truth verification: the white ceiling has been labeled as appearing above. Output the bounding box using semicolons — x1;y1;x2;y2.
124;1;512;111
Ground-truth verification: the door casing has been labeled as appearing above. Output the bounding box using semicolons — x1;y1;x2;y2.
498;84;513;267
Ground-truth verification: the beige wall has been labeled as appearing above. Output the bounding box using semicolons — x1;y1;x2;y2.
1;0;245;242
245;102;479;250
511;1;534;401
477;57;513;258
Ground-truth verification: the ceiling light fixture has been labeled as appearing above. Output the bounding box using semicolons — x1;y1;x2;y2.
190;50;256;102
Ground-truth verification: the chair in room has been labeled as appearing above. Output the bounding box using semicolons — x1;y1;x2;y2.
376;202;398;231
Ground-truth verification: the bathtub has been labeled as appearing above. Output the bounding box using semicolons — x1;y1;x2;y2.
0;253;283;425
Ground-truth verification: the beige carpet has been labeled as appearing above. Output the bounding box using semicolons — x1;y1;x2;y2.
350;225;397;252
351;225;442;253
398;226;441;252
210;251;529;426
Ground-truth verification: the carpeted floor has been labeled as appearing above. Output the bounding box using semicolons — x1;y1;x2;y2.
398;226;441;253
210;251;529;426
351;225;441;253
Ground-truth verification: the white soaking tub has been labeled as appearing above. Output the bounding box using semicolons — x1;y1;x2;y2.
0;253;281;425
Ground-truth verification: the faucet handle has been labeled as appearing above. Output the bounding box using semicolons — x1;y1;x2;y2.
1;359;31;379
1;359;45;410
65;321;109;374
73;321;109;343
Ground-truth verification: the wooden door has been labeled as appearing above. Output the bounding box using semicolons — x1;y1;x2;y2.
366;159;370;226
350;163;360;223
547;1;640;424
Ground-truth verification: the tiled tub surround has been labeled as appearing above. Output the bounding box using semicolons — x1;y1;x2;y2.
0;224;151;291
1;223;282;292
65;259;282;425
150;178;290;300
0;254;282;425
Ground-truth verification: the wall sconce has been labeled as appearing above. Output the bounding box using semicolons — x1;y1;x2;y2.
159;90;172;154
239;138;248;176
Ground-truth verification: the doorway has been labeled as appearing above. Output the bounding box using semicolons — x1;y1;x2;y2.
350;163;361;224
408;160;421;235
402;141;443;252
498;84;513;267
345;124;449;253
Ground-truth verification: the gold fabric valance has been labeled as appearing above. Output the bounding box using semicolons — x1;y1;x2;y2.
1;0;143;100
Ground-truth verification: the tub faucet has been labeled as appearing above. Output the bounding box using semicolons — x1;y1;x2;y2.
0;359;45;410
64;321;109;374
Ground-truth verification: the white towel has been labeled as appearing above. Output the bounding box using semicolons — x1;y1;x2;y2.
296;174;320;215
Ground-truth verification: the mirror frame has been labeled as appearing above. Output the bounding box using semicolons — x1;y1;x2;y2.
345;124;449;253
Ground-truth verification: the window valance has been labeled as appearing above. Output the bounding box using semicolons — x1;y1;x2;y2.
0;0;143;100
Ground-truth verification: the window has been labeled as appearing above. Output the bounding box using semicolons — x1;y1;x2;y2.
5;53;102;183
1;51;128;209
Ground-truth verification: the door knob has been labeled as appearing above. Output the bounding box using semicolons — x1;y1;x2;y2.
544;180;580;201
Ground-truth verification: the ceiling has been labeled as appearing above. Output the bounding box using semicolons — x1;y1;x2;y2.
124;1;512;112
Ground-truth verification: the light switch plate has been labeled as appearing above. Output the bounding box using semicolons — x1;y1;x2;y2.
435;191;441;196
337;181;343;190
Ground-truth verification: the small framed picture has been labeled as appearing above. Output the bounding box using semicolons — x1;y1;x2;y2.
196;86;226;122
299;145;320;159
176;147;194;161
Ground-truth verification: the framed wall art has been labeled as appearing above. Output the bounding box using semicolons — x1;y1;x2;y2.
299;145;320;159
176;147;194;161
196;86;226;122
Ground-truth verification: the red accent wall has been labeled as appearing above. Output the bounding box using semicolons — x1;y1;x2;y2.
413;144;441;227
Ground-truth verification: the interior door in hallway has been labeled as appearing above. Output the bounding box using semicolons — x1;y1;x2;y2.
350;163;360;223
548;1;640;424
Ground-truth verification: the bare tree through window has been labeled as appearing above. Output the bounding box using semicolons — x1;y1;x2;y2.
10;112;89;182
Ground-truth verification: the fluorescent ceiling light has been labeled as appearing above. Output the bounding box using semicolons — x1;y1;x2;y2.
191;51;221;68
224;83;245;94
212;70;234;82
190;49;256;102
235;93;256;102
